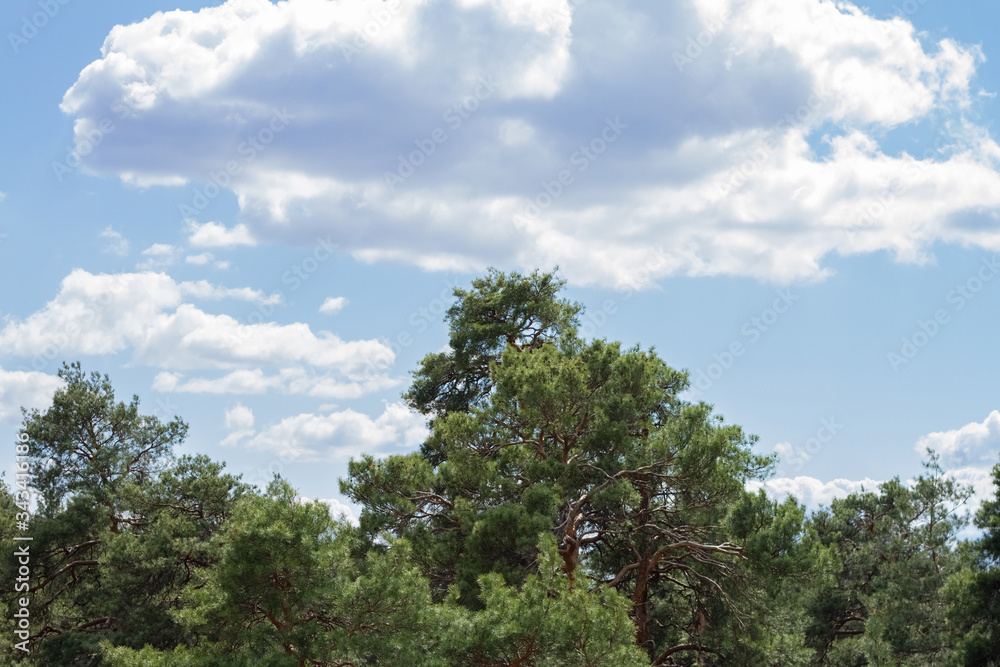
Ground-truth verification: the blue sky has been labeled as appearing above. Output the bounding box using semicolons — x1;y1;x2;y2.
2;0;999;520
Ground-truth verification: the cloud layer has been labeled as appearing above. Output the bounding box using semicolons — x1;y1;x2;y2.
916;409;1000;468
0;270;395;398
761;411;1000;520
224;400;429;461
748;475;884;509
0;367;65;422
59;0;1000;286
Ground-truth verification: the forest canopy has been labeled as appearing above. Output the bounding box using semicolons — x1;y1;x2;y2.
2;269;998;666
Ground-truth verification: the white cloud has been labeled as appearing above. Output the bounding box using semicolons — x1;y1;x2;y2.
134;307;390;373
186;221;257;248
752;470;997;532
318;497;358;525
299;496;358;525
319;296;348;314
231;401;429;461
143;243;177;256
0;367;64;422
221;402;256;446
154;367;399;399
185;252;213;265
748;476;883;509
100;226;129;256
947;465;997;535
498;118;537;147
752;469;997;542
178;279;282;305
712;0;981;126
773;441;795;461
224;402;255;430
917;411;1000;535
137;243;179;270
58;0;1000;285
185;253;234;270
757;412;1000;517
916;410;1000;468
0;192;6;203
0;270;395;396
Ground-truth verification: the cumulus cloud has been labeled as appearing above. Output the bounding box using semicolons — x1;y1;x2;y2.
758;411;1000;515
0;270;395;396
916;411;1000;529
100;226;129;256
0;367;64;422
773;441;795;461
185;253;231;270
753;468;996;541
186;221;257;248
58;0;1000;285
319;296;348;314
224;402;255;430
154;367;399;399
137;243;180;270
947;465;998;531
221;402;256;446
226;401;429;461
178;279;282;305
916;410;1000;468
748;476;884;509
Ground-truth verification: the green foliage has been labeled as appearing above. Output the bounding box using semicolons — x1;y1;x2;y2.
22;362;188;515
174;477;447;666
345;269;777;663
404;267;581;424
1;365;241;665
102;643;296;667
446;534;650;666
945;461;1000;666
804;451;973;666
7;270;1000;666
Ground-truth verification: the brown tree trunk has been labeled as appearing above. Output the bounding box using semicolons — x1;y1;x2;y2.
633;555;651;648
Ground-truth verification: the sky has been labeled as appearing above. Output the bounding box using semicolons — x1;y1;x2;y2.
1;0;999;523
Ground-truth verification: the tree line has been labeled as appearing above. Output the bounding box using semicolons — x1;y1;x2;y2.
2;269;998;666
